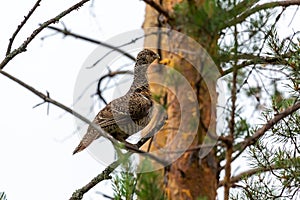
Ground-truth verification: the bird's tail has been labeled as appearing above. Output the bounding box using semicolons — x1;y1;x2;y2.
72;142;87;155
73;128;100;155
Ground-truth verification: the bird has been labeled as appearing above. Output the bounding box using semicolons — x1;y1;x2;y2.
73;49;160;154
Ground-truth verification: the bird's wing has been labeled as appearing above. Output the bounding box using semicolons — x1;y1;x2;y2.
94;101;130;128
127;92;153;118
95;93;153;127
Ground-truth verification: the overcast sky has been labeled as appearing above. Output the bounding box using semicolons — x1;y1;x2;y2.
1;1;300;200
0;1;145;199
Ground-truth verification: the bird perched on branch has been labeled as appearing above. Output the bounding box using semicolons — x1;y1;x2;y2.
73;49;160;154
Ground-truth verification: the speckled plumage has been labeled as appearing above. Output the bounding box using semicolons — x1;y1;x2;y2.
73;49;159;154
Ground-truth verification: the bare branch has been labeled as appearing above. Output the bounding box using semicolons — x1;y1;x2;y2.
46;26;135;61
0;69;93;128
6;0;42;56
0;69;167;165
0;0;91;70
69;155;125;200
70;104;167;200
0;68;167;199
142;0;172;20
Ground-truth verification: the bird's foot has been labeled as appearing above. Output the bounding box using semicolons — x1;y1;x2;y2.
124;141;139;152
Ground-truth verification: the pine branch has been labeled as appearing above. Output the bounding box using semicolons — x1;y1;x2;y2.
231;101;300;163
0;0;91;70
0;192;7;200
46;26;135;61
222;0;300;29
218;157;299;187
221;54;288;77
219;165;278;187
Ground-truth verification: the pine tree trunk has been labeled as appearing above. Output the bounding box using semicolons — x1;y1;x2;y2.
142;0;219;199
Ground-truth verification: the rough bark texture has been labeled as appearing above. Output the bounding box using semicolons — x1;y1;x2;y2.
142;0;219;199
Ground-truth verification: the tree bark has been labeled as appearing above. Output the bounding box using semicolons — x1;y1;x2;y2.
142;0;219;199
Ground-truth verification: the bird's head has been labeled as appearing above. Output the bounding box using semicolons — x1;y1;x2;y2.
136;49;160;65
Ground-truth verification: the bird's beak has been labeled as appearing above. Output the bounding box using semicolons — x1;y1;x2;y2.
156;53;160;60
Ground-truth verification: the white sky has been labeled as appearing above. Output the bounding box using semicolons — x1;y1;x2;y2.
0;1;145;200
0;1;299;200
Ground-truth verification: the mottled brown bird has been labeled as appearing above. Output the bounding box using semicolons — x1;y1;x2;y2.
73;49;160;154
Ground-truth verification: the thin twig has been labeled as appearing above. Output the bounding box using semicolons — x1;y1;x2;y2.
6;0;42;56
95;191;114;199
233;7;286;96
224;22;238;200
96;70;133;105
0;0;92;70
46;26;135;61
88;30;162;69
32;90;50;115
